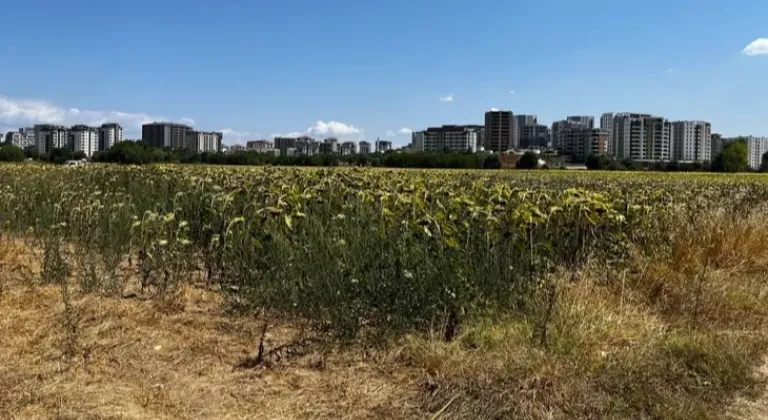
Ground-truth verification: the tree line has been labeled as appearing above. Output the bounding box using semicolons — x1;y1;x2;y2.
0;137;763;172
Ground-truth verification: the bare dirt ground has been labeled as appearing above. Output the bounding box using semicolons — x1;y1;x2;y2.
0;279;428;420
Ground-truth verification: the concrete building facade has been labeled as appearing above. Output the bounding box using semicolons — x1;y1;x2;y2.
671;121;711;162
35;125;68;154
246;140;274;152
359;141;372;154
600;113;614;154
744;137;768;170
142;122;192;149
520;124;549;149
375;139;392;153
186;131;220;153
612;114;671;161
513;115;537;149
100;123;123;151
416;125;479;153
559;128;609;160
567;116;595;129
340;141;358;155
69;125;99;157
485;110;515;152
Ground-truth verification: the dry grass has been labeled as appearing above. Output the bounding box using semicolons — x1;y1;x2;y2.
0;241;426;420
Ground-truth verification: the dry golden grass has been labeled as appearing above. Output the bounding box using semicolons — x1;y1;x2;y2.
0;240;426;420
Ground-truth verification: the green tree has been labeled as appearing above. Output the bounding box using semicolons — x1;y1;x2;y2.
516;151;540;169
0;145;26;162
713;140;749;173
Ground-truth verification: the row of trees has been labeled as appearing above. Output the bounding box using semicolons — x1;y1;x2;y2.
92;141;504;169
0;145;88;164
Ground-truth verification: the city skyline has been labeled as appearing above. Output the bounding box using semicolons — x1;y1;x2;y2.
1;1;768;144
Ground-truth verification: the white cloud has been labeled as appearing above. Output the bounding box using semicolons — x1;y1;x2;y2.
0;94;191;138
397;127;412;135
743;38;768;56
179;117;196;125
664;67;682;74
509;90;516;94
489;107;500;112
440;94;454;103
307;120;362;137
218;128;257;145
385;130;396;137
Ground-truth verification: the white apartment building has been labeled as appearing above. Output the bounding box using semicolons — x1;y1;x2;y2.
69;125;100;157
411;132;425;151
613;114;671;161
340;141;358;155
100;123;123;151
600;113;614;154
35;125;68;154
5;132;24;148
185;131;220;153
742;136;768;170
671;121;711;162
416;125;479;153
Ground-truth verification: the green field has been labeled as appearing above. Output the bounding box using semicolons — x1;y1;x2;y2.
2;165;768;419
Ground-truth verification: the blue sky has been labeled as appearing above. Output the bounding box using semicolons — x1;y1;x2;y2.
1;0;768;145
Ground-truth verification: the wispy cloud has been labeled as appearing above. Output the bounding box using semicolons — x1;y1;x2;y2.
0;94;188;138
509;90;516;94
386;127;413;137
743;38;768;56
440;94;454;103
489;107;500;112
664;67;682;74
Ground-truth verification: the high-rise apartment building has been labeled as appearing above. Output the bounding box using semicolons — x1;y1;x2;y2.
613;114;671;161
520;124;549;149
322;137;339;154
274;137;297;156
551;120;569;150
743;137;768;170
359;141;372;154
600;113;615;154
485;110;515;152
69;125;100;157
246;140;274;152
567;116;595;129
35;125;68;154
295;136;319;156
142;122;191;149
671;121;711;162
375;139;392;153
186;131;221;153
100;123;123;151
5;131;24;148
415;125;480;153
559;128;609;160
340;141;358;155
513;115;537;149
411;131;425;152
